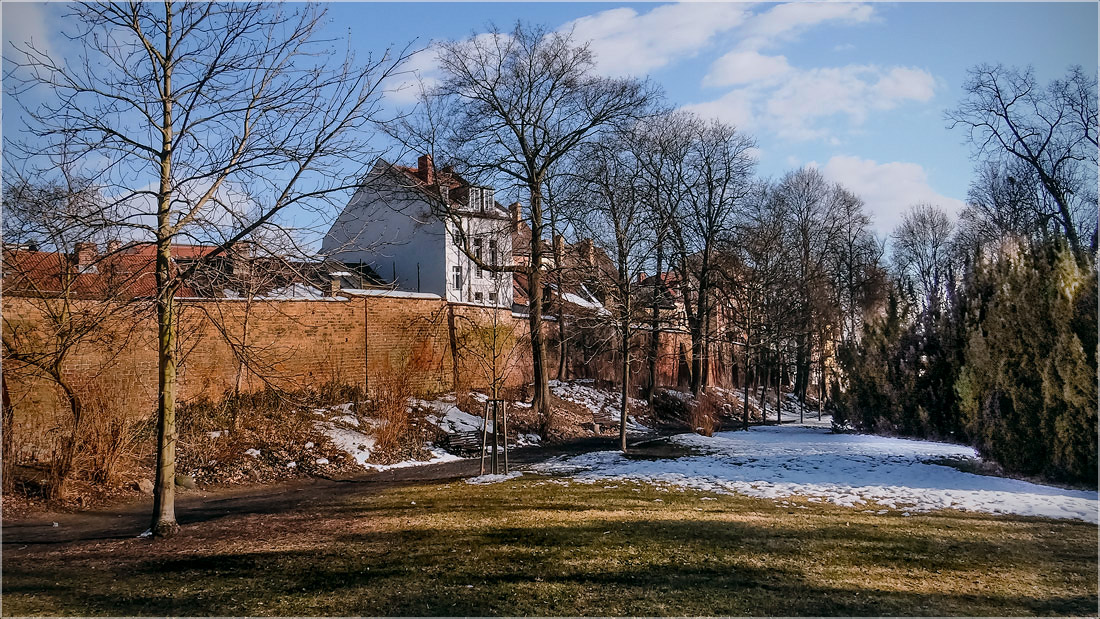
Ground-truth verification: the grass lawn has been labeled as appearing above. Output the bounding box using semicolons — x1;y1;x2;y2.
3;476;1096;616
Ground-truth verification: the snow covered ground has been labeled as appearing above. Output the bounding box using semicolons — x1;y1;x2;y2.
313;401;464;470
530;424;1098;523
551;379;650;434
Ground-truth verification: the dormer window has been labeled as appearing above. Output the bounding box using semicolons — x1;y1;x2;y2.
440;185;450;204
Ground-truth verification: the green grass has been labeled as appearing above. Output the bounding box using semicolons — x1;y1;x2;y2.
3;477;1096;616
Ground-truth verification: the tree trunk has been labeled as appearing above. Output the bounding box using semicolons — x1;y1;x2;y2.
151;273;180;538
152;27;179;536
742;326;752;431
2;374;13;493
527;185;551;432
689;324;704;395
645;239;663;403
620;326;630;453
48;377;83;500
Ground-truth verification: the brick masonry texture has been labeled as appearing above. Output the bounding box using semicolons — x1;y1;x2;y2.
4;295;723;457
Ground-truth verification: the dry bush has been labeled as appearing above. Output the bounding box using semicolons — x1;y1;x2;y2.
361;358;432;465
689;393;718;437
176;385;359;486
651;390;690;427
73;380;154;487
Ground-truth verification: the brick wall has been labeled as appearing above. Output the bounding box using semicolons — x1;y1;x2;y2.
3;293;727;459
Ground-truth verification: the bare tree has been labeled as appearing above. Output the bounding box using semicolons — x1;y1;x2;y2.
402;22;657;427
631;111;695;402
947;64;1098;253
565;133;655;452
892;203;956;319
2;174;145;498
665;117;756;395
7;2;411;537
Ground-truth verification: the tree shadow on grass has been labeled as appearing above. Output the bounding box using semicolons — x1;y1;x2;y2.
4;517;1095;617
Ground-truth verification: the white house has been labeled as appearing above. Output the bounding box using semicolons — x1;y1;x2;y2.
322;155;515;306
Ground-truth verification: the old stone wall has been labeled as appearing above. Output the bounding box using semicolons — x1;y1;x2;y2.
3;293;723;459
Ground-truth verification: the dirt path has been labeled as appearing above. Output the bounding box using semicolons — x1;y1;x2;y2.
2;435;637;546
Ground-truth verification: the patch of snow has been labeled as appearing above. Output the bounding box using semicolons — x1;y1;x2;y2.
341;288;442;300
361;446;463;471
550;380;643;415
286;461;296;469
244;448;261;458
516;433;542;446
334;414;360;427
418;399;492;434
467;471;523;484
321;423;376;466
315;458;329;465
260;283;326;300
527;425;1098;523
207;430;228;439
561;291;609;315
305;442;314;449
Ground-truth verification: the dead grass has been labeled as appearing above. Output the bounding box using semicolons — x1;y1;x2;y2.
3;477;1095;617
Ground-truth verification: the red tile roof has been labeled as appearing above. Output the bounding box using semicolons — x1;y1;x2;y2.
3;248;197;299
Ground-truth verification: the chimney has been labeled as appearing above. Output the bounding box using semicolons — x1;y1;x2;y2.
638;271;647;284
106;239;122;254
509;202;522;231
579;239;594;265
74;242;97;267
417;154;434;184
328;278;341;297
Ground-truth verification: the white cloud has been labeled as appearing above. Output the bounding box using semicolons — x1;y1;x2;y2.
685;2;928;142
563;3;750;77
687;64;936;141
818;155;965;235
2;2;54;59
737;2;874;51
704;50;791;87
383;47;442;106
872;66;937;104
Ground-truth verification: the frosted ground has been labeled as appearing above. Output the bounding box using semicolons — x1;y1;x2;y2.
529;424;1098;523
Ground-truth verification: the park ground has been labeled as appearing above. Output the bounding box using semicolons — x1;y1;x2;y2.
3;414;1097;617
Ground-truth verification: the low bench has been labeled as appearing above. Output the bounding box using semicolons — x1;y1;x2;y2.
593;408;618;433
448;430;484;453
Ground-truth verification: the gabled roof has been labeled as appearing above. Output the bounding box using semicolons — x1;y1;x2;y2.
379;158;511;222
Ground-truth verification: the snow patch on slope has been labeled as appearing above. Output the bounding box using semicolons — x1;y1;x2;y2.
531;425;1098;522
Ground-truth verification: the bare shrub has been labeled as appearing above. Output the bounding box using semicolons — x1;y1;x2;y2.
689;393;719;437
74;380;153;487
361;356;433;465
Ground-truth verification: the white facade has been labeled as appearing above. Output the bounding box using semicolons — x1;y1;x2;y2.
322;159;513;307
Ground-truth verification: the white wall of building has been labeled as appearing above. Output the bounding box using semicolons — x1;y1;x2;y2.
323;160;513;307
322;164;447;296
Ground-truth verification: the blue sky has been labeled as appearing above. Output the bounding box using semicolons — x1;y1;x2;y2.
3;2;1097;238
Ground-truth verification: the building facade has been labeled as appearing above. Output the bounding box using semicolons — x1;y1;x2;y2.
322;155;514;307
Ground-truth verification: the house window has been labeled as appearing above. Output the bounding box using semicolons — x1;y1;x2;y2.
488;292;498;304
489;240;498;268
452;265;461;289
474;237;483;277
475;291;483;302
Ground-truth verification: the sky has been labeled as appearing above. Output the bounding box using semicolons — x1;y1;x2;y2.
3;1;1097;240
